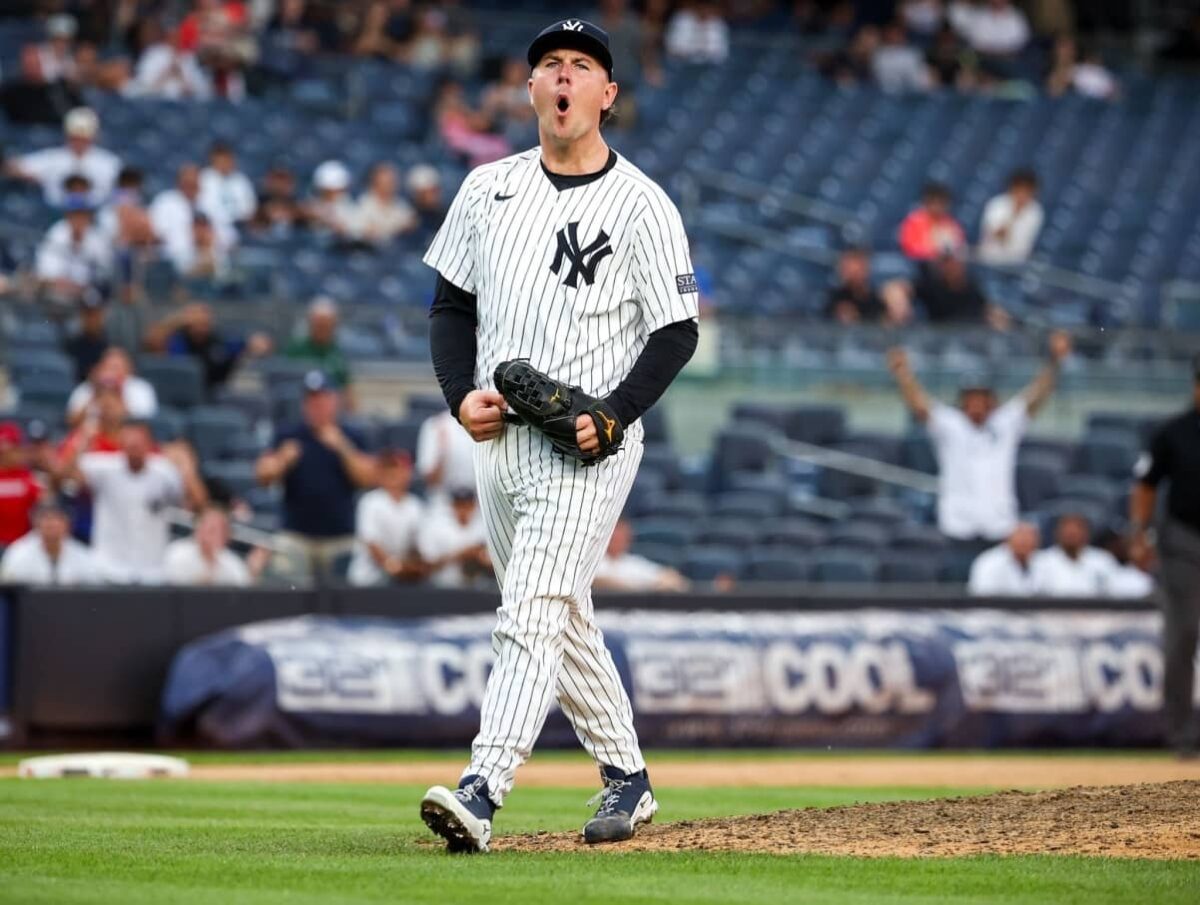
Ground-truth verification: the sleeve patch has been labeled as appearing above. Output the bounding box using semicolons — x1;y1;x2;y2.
675;273;698;295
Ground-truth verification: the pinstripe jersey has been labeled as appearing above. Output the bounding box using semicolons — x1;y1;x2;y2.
423;148;699;401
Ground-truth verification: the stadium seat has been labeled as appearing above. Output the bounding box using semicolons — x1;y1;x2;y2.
16;371;74;409
647;491;708;521
848;497;910;527
812;548;880;584
782;405;846;446
757;517;827;549
203;460;258;500
1074;430;1140;480
379;417;423;455
680;545;745;582
140;357;206;410
9;349;74;385
1055;475;1122;508
1016;456;1064;511
741;550;812;583
889;523;948;552
187;406;251;459
900;433;938;474
878;552;944;584
695;519;759;549
633;518;698;548
825;520;891;550
148;407;186;443
712;430;777;478
639;405;670;446
628;541;684;570
711;491;783;520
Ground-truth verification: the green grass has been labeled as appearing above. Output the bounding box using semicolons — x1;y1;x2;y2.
0;778;1195;905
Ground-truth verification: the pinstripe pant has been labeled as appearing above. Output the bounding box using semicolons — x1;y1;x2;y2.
466;423;646;804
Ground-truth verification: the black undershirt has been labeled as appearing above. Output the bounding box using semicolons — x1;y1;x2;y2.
540;148;618;191
429;274;698;428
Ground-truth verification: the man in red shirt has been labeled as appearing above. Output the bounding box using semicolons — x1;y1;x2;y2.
0;422;42;546
898;182;967;262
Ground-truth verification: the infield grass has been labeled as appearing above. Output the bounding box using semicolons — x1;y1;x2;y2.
1;769;1196;905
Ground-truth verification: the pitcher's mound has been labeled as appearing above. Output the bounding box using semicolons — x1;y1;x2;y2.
497;781;1200;859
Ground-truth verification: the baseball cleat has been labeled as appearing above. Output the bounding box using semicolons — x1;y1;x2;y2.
420;774;496;853
582;765;657;844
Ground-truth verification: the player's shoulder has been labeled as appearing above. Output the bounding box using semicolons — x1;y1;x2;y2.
458;149;540;194
611;153;683;221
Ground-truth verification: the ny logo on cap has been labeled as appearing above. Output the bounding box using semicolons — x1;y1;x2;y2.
561;19;584;31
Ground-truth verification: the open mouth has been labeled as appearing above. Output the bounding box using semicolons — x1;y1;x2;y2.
556;94;570;114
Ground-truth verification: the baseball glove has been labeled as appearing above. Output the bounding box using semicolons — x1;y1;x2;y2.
494;360;624;464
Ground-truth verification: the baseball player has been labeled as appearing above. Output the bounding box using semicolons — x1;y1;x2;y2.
418;18;699;852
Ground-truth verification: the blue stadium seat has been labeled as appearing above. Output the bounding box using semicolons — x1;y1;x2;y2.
639;405;670;446
16;371;74;409
1016;456;1064;511
646;491;708;521
878;553;944;584
628;541;684;570
757;518;827;549
711;491;783;520
187;406;251;459
203;460;258;499
681;545;745;582
889;523;948;552
782;405;846;446
140;357;206;410
148;407;186;444
900;433;938;475
633;518;698;548
741;550;811;583
812;548;880;584
379;417;423;455
825;520;890;550
9;349;74;385
848;497;910;527
1055;475;1122;508
695;519;759;550
1074;430;1139;481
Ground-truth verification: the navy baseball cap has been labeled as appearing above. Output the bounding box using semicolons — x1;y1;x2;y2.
302;369;334;394
527;19;613;77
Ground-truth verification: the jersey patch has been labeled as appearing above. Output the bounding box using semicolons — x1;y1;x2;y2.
675;273;698;295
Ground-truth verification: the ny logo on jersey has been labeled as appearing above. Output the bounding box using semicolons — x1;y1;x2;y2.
561;20;584;31
550;222;613;288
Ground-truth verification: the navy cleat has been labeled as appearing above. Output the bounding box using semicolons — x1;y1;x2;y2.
420;774;496;853
582;765;657;844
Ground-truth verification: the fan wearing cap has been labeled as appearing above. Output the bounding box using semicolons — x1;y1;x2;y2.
0;422;42;548
887;330;1071;551
34;174;113;302
348;450;427;587
0;499;100;586
306;160;357;239
255;370;376;585
421;17;700;851
415;486;490;589
149;163;236;276
284;297;356;409
1131;355;1200;758
6;107;121;207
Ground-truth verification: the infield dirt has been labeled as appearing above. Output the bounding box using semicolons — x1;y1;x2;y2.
496;781;1200;860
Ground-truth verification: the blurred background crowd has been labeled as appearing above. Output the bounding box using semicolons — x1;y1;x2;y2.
0;0;1196;596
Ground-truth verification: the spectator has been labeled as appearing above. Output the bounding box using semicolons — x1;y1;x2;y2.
62;421;205;584
199;141;257;226
926;23;977;90
348;449;427;586
98;167;158;257
594;518;689;591
416;408;476;506
967;521;1040;595
407;164;446;238
0;500;100;586
255;370;376;584
176;213;232;280
306;160;358;240
164;505;263;586
145;303;272;394
7;107;121;207
260;0;326;82
417;486;491;589
285;297;354;396
0;422;42;548
900;0;945;36
873;20;933;93
1069;45;1119;101
177;0;253;102
977;168;1043;266
481;57;539;138
1098;531;1155;599
249;164;305;237
913;251;1008;328
150;163;235;276
818;25;879;86
67;347;158;424
664;1;730;65
898;182;966;262
1031;513;1122;597
351;0;405;59
825;247;913;326
127;17;212;99
35;183;114;302
20;14;82;88
435;80;510;169
593;0;658;88
402;5;479;73
57;378;126;464
62;287;112;382
887;331;1071;550
353;162;417;247
951;0;1029;57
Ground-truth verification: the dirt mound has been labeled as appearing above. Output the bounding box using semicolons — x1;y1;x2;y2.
496;781;1200;859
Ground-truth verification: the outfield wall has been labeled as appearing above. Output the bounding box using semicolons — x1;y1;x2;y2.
2;585;1175;749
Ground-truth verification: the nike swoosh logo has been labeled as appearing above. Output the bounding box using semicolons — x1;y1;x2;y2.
494;192;516;201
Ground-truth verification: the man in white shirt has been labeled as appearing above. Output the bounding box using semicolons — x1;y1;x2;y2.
888;331;1071;546
977;169;1044;266
416;409;476;507
594;518;689;592
417;487;491;589
35;182;113;299
953;0;1029;57
150;163;236;275
352;162;417;247
199;141;256;226
127;21;211;100
1031;513;1122;597
0;501;100;585
348;450;426;586
64;421;204;584
164;506;258;586
67;347;158;423
664;2;730;64
967;521;1040;596
307;160;357;240
7;107;121;206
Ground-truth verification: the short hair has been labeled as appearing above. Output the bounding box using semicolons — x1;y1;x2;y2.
308;295;338;317
1009;168;1038;190
63;173;91;192
121;418;155;439
117;166;144;188
922;182;951;204
209;140;234;157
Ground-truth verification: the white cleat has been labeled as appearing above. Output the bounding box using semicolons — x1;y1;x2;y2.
420;776;495;854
